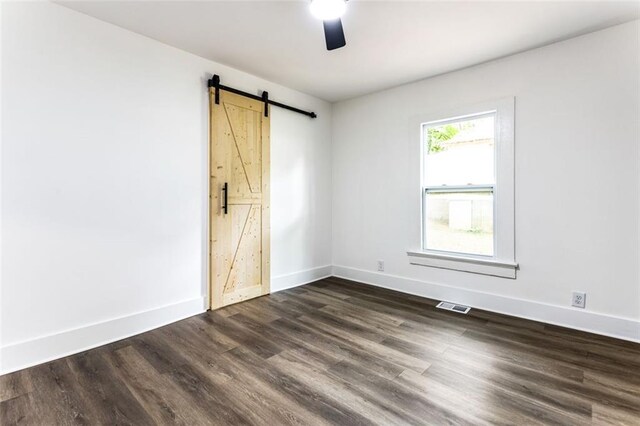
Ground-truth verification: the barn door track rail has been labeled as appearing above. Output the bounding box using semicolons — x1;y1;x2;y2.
208;74;317;119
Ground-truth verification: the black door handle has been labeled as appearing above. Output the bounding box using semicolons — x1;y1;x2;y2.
222;182;228;215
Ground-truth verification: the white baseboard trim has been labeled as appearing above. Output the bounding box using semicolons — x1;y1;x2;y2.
4;264;636;375
0;264;333;376
332;265;640;343
271;265;333;293
0;296;207;375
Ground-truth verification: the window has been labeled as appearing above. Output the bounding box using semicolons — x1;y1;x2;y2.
408;98;516;278
423;113;496;256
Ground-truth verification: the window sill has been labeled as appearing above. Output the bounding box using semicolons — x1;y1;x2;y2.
407;250;518;279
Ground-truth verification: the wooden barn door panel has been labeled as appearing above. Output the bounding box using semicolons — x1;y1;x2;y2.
210;90;270;310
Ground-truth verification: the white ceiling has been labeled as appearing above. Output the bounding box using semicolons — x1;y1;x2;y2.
59;1;640;102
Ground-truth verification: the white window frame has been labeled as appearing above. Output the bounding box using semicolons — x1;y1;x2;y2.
407;97;517;278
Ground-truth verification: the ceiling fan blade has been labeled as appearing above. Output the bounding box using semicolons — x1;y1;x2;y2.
323;18;346;51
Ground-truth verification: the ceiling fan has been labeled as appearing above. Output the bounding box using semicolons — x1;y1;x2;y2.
310;0;348;51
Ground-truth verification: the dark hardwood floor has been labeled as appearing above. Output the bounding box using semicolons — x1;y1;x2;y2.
2;277;639;425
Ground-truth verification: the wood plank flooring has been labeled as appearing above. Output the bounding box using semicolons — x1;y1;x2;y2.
2;277;639;425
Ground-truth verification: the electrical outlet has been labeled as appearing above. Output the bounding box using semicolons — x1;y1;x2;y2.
377;260;385;272
572;291;586;308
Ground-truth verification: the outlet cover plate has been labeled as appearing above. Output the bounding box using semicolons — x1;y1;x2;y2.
572;291;586;308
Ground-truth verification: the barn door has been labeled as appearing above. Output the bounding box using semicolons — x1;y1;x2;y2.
209;89;270;310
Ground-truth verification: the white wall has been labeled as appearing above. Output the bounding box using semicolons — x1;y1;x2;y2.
0;2;332;374
332;21;640;341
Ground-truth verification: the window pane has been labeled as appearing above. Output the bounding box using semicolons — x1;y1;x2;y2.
423;114;495;186
424;191;494;256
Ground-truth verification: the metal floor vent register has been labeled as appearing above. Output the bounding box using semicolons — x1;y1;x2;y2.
436;301;471;314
